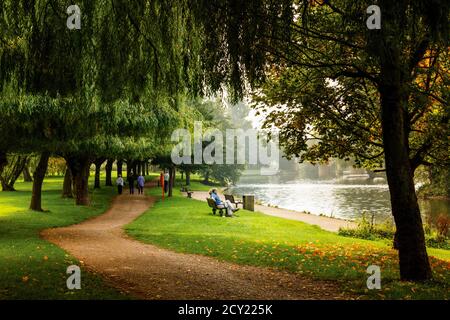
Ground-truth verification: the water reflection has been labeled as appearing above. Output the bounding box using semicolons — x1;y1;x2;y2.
229;180;450;222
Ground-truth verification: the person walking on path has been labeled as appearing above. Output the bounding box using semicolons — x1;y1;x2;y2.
164;170;170;194
116;175;124;195
137;173;145;195
127;171;136;195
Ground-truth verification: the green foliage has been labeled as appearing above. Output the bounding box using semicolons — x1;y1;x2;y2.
176;174;217;191
167;98;246;186
339;212;450;250
424;214;450;249
425;237;450;251
0;1;208;165
338;213;396;241
418;166;450;199
193;0;449;97
197;164;242;186
0;0;204;99
241;1;448;171
0;92;178;166
46;157;66;176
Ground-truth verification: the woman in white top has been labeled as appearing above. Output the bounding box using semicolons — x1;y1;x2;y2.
116;175;124;195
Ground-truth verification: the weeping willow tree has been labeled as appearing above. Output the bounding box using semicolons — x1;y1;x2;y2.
0;0;203;150
0;0;205;97
0;0;205;156
0;1;203;207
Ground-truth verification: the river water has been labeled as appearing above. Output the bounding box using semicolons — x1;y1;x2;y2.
229;179;450;223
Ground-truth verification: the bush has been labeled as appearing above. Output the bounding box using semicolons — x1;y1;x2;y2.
436;214;450;239
338;212;395;241
425;234;450;250
338;212;450;250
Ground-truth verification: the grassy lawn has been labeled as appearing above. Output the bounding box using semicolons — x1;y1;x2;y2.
126;179;450;300
178;174;220;191
0;177;128;299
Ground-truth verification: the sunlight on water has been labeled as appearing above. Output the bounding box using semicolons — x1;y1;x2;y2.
229;181;449;222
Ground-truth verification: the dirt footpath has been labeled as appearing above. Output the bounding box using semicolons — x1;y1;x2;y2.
42;189;351;300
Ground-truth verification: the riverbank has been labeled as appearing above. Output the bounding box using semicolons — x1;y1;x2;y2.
191;191;356;232
126;184;450;300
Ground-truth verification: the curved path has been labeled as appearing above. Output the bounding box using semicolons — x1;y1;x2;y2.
42;187;351;300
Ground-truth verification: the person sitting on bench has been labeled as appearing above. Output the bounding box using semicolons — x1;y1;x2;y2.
209;189;239;217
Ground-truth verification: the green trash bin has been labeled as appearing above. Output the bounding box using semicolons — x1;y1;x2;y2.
243;195;255;211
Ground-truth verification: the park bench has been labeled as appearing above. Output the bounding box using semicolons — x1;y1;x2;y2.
225;194;242;209
180;185;194;198
206;198;225;216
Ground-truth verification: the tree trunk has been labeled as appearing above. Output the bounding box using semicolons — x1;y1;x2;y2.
0;154;28;191
0;180;15;191
105;159;113;186
0;153;7;190
186;170;191;186
23;168;33;182
62;167;73;198
379;77;432;281
117;160;123;176
23;159;33;182
93;158;105;189
66;156;91;206
145;162;149;175
29;152;50;211
0;152;7;176
168;167;175;197
203;171;210;184
127;160;136;177
172;167;176;188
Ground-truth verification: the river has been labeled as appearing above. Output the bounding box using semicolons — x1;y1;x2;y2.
229;179;450;223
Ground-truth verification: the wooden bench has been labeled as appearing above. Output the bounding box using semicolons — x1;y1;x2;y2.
206;198;225;216
180;185;194;198
225;194;242;208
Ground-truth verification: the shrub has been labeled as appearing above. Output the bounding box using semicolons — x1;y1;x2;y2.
425;234;450;250
338;212;450;250
338;212;395;241
436;214;450;239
